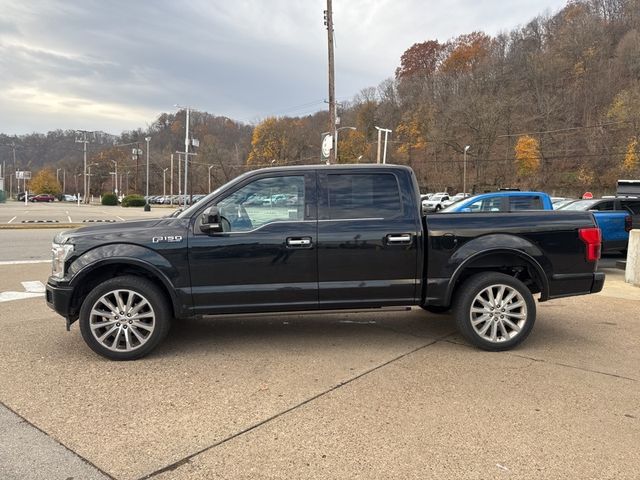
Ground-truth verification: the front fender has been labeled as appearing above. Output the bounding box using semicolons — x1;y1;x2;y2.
66;244;187;316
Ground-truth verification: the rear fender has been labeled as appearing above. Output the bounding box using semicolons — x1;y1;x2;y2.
446;234;551;304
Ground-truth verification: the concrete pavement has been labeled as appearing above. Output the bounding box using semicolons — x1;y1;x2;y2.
0;262;638;479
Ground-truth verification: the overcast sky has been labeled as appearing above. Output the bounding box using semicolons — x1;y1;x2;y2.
0;0;569;135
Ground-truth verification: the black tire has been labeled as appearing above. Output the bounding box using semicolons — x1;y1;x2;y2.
422;305;450;314
79;275;171;360
435;204;442;211
453;272;536;351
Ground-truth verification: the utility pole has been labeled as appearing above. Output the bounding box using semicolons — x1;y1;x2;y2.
177;154;182;206
324;0;336;164
208;165;214;192
75;131;95;203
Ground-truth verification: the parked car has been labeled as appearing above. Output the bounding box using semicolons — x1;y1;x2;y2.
440;191;553;213
63;194;78;202
47;164;604;360
559;198;637;252
442;192;471;208
551;197;577;209
31;193;55;202
422;192;450;212
17;192;35;201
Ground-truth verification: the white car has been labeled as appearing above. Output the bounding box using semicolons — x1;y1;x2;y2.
422;193;450;212
442;192;471;208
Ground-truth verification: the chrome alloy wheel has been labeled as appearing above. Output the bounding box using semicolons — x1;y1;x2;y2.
469;284;527;343
89;289;156;352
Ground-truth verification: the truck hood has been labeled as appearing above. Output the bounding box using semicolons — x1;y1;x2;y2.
54;218;183;245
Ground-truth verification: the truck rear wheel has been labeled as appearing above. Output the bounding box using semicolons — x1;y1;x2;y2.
79;275;171;360
453;272;535;351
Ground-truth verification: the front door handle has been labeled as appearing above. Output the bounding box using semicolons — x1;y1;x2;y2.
286;237;312;248
386;233;412;244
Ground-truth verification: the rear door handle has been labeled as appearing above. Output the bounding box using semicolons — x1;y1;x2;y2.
286;237;312;248
386;234;412;244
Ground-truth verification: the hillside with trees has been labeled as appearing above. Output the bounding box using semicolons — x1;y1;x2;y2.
2;0;639;197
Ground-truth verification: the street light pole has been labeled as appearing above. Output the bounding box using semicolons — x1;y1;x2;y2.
208;165;214;192
145;137;151;211
375;126;392;164
463;145;470;195
170;154;174;206
163;168;168;198
111;160;118;195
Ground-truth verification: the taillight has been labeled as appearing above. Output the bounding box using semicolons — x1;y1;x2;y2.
624;215;632;233
579;227;601;262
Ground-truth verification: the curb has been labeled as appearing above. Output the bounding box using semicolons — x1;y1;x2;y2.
0;224;81;230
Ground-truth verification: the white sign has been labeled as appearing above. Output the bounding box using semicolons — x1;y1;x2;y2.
15;171;31;180
321;134;333;159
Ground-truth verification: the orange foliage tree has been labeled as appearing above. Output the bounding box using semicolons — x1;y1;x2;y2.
514;135;541;177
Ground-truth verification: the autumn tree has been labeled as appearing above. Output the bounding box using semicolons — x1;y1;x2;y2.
440;32;491;74
395;40;446;79
514;135;541;178
622;137;638;173
29;168;61;195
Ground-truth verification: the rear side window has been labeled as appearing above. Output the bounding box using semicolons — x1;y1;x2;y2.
509;196;543;210
591;201;614;211
621;200;640;214
327;173;401;219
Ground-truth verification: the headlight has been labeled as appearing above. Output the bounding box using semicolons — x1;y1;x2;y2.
51;243;74;279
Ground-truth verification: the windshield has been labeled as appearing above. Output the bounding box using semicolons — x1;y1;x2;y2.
176;184;227;218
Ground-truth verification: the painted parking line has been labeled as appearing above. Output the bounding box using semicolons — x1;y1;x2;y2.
8;216;17;223
0;260;50;265
0;280;46;303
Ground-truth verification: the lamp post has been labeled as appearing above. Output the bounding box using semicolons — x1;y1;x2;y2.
463;145;470;195
174;104;191;202
144;136;151;211
335;126;356;163
374;126;392;164
111;160;118;195
163;168;168;198
208;165;214;192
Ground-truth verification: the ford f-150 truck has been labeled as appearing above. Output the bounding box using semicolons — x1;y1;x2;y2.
46;165;605;360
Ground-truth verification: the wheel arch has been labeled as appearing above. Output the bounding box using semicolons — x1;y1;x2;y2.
67;258;181;321
445;248;549;306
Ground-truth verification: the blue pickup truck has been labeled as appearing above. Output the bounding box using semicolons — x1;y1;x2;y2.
559;198;636;252
440;191;633;252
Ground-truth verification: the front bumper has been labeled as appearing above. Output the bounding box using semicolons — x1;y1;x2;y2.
45;279;74;320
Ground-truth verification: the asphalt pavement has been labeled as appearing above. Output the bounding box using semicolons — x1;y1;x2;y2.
0;202;638;480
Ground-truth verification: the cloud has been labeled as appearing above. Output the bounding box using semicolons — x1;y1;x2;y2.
0;0;568;135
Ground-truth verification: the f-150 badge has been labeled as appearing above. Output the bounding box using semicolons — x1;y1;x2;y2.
152;235;183;243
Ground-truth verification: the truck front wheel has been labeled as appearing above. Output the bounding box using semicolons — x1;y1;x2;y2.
454;272;536;351
79;275;171;360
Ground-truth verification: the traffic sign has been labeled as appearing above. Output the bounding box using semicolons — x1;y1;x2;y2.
321;133;333;160
582;191;593;199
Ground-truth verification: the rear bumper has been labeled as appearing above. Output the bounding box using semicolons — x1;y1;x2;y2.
591;271;605;294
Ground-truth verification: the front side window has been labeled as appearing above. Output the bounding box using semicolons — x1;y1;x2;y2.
327;173;401;219
216;176;305;232
464;196;502;212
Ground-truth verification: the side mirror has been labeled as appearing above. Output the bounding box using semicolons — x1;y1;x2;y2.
200;206;224;234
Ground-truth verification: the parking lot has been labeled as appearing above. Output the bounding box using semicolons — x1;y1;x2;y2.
0;202;639;480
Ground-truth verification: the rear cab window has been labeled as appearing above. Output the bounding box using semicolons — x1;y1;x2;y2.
325;173;402;219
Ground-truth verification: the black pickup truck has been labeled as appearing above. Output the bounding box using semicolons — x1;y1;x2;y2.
46;165;605;360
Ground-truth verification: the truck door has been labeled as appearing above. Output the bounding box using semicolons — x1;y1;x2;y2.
188;171;318;314
317;170;419;308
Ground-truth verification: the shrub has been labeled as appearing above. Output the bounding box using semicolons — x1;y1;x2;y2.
101;193;118;206
122;194;146;207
